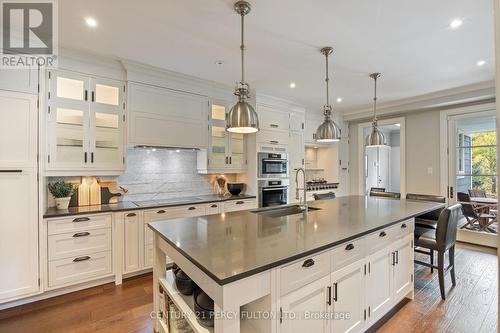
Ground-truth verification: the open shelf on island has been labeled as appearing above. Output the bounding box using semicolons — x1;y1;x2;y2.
159;270;213;333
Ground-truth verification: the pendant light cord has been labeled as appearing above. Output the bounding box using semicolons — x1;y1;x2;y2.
373;75;377;122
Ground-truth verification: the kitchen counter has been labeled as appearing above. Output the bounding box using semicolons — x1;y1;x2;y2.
43;194;256;218
149;195;444;285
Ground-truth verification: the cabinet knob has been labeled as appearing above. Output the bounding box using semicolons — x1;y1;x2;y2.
188;206;196;210
126;213;137;217
401;223;407;229
379;231;387;237
302;258;315;268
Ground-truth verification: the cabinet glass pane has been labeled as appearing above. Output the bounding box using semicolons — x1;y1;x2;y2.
210;126;226;165
55;108;84;163
95;84;120;106
231;132;245;166
94;112;120;163
56;77;84;101
212;104;226;121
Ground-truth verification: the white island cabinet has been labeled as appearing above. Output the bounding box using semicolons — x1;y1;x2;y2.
150;217;416;333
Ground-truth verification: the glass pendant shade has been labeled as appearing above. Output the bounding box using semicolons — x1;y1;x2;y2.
226;99;259;133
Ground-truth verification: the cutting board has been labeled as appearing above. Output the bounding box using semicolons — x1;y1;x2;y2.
78;179;90;206
89;177;101;205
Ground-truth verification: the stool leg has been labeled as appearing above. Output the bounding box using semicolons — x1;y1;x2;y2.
438;251;446;300
449;245;456;286
430;249;434;273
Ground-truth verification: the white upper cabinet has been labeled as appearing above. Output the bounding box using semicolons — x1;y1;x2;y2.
128;82;208;149
46;70;126;174
0;67;38;94
257;105;290;131
197;100;246;173
305;117;323;144
290;112;305;132
0;91;38;168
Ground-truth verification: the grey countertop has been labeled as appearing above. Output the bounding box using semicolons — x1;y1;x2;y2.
44;194;256;218
148;195;444;285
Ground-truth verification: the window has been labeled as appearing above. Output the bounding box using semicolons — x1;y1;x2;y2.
457;132;466;175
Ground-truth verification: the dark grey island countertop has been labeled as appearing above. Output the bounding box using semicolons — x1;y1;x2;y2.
149;195;444;285
44;194;256;218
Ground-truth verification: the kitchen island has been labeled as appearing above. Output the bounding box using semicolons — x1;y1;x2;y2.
149;195;444;333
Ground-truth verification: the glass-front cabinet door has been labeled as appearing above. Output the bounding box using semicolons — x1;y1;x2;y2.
49;103;90;168
207;101;246;172
46;70;125;172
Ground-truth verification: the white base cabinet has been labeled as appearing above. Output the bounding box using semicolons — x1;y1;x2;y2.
279;221;414;333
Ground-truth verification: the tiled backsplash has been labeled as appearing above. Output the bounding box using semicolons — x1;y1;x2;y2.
48;148;237;205
116;148;217;202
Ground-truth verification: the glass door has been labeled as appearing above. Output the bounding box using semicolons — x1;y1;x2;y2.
229;131;245;169
208;102;230;169
49;70;89;106
448;111;498;247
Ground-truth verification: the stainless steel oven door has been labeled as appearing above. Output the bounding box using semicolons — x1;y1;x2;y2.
260;186;288;207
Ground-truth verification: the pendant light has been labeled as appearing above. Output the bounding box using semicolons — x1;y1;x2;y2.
315;47;341;142
365;73;385;147
226;1;259;134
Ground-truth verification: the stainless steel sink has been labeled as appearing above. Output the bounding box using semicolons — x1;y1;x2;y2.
253;205;321;218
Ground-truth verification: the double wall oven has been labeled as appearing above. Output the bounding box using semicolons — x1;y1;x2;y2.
257;152;289;207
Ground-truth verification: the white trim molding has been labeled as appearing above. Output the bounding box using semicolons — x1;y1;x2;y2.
357;117;406;197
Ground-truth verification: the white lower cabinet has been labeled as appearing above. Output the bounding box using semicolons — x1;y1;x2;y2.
46;214;113;289
123;212;141;274
279;221;414;333
331;260;366;333
280;275;331;333
365;247;393;323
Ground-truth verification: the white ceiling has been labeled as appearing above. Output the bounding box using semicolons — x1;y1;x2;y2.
58;0;495;116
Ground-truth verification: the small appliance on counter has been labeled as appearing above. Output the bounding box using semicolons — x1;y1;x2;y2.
258;179;289;207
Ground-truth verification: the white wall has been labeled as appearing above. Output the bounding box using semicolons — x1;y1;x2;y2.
349;109;442;196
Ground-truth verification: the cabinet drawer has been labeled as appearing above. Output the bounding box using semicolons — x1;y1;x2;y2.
366;226;398;253
257;129;290;146
331;238;366;271
206;202;222;215
48;228;111;261
390;219;413;238
48;251;112;288
144;204;207;222
224;199;257;213
280;251;330;296
47;214;111;235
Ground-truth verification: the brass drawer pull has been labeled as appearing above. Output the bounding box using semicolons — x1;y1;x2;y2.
379;231;387;237
157;210;166;214
236;201;245;205
126;213;137;217
210;204;218;208
345;243;354;251
188;206;196;210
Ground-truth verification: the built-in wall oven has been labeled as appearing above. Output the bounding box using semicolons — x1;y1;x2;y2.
258;152;288;179
258;179;289;207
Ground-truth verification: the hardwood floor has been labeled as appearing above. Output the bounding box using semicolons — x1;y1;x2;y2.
0;242;496;333
377;242;498;333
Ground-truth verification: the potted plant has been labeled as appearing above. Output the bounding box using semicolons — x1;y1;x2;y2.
48;181;75;210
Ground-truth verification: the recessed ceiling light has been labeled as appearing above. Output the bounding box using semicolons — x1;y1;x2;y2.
289;82;296;88
449;19;463;29
85;17;97;28
477;60;486;66
336;97;342;103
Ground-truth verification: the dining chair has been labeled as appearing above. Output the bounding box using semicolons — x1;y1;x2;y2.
370;191;401;199
313;192;336;200
406;193;446;230
414;203;461;300
457;192;495;231
468;188;487;198
370;187;386;193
